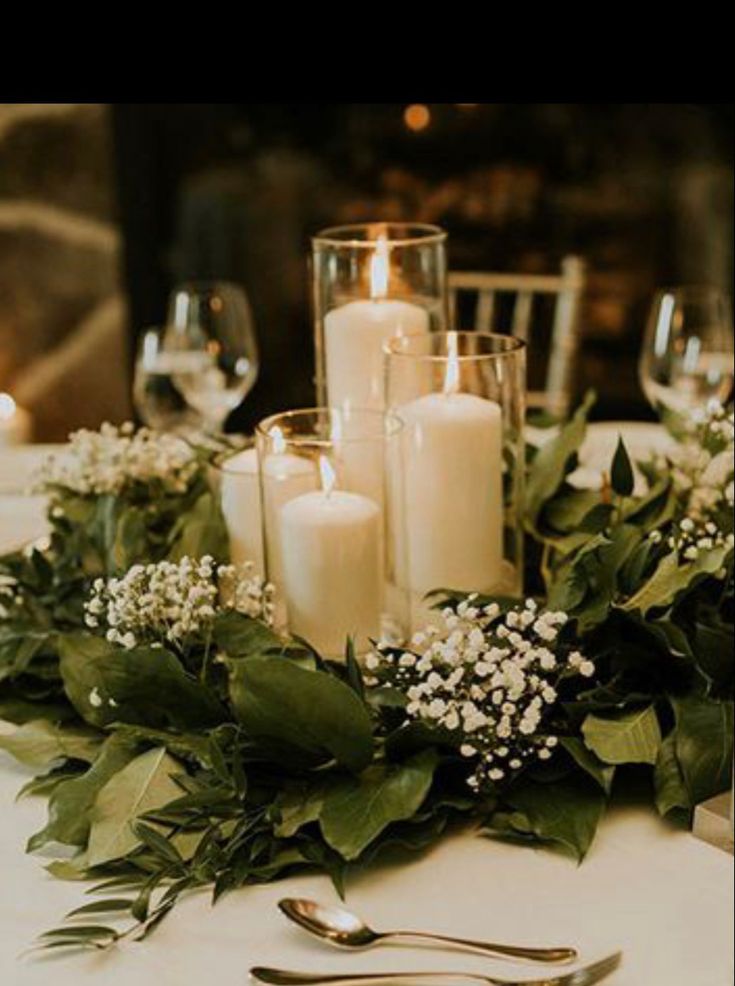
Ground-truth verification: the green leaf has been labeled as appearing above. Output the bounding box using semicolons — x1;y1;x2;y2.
543;489;602;534
0;633;47;682
559;737;615;794
167;491;228;562
66;899;133;918
671;697;733;805
344;637;365;699
320;750;438;861
654;734;690;817
86;747;184;867
692;619;735;696
272;779;339;838
28;734;138;851
623;478;675;532
547;559;589;613
45;858;90;881
501;773;606;861
582;706;662;765
112;507;149;572
59;633;226;731
229;656;373;772
526;391;595;529
578;503;616;535
0;695;76;726
622;546;730;615
133;821;184;865
212;610;283;658
111;724;211;764
41;925;118;941
610;435;634;497
550;524;642;630
0;719;101;769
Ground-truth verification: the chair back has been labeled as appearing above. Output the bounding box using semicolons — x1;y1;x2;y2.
448;255;586;416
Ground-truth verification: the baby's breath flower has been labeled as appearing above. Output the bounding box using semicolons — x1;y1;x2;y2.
85;556;274;650
367;601;594;794
35;423;199;497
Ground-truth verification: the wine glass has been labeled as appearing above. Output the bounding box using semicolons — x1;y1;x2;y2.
164;281;259;433
133;326;203;433
639;286;734;434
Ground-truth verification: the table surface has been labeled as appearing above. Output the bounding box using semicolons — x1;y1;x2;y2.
1;427;733;986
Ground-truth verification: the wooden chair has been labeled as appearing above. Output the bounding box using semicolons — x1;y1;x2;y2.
448;256;586;417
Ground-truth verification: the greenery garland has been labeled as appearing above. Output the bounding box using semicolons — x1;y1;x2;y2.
0;402;732;953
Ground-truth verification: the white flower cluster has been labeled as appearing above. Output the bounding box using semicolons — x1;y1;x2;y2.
365;598;594;793
36;423;199;496
650;517;735;561
648;400;734;566
84;555;274;649
689;398;735;442
662;402;734;517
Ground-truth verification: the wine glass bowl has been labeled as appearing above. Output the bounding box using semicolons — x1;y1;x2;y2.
133;326;203;432
639;286;734;434
165;281;259;432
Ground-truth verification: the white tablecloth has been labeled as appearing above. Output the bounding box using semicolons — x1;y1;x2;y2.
1;431;733;986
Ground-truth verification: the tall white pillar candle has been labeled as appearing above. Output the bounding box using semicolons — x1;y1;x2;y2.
325;299;429;412
397;391;504;596
324;235;429;412
279;459;382;658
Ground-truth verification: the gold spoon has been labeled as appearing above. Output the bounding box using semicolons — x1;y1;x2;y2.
278;898;577;964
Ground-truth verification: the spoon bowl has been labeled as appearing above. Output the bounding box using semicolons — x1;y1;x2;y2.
278;899;378;949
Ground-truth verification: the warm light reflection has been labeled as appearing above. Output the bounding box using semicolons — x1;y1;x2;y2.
270;425;286;455
0;393;16;421
443;332;460;395
319;455;337;496
369;236;389;300
404;103;431;132
329;412;343;443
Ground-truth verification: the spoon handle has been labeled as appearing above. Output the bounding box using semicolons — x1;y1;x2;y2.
386;930;577;964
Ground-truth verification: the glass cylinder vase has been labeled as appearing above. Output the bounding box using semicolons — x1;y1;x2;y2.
385;331;526;631
255;407;407;660
312;222;448;414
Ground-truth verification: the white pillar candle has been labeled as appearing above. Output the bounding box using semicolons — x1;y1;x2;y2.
280;457;382;658
0;394;32;447
220;444;317;580
324;237;429;412
220;448;263;572
262;449;318;593
396;356;504;600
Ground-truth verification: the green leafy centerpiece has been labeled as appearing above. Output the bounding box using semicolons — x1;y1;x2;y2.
0;423;226;718
0;401;732;953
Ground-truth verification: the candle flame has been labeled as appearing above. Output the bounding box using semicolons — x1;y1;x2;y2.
369;235;389;300
443;332;460;395
269;425;286;455
319;455;336;496
0;392;17;421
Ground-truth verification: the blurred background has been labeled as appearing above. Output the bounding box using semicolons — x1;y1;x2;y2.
0;102;732;441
